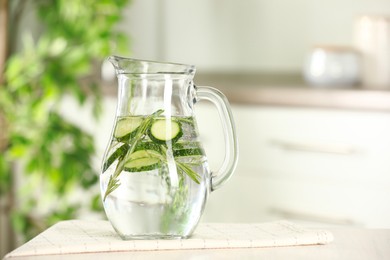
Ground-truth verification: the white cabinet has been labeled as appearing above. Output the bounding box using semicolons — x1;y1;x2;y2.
197;104;390;228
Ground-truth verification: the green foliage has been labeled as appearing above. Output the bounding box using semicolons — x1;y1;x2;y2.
0;0;131;241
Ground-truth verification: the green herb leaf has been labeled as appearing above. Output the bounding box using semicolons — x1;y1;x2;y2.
176;161;201;184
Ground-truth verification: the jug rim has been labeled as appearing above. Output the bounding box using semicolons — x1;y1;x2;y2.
108;55;196;75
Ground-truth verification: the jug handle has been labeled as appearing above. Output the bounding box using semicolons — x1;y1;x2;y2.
195;86;239;191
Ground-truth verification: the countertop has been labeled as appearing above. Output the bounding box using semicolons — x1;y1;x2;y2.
102;72;390;112
194;72;390;111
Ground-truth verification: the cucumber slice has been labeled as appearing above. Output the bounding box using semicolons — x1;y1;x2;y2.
148;119;183;144
114;117;143;141
102;144;129;172
124;158;161;172
173;148;204;157
124;150;162;172
128;150;162;160
134;141;161;153
102;142;162;173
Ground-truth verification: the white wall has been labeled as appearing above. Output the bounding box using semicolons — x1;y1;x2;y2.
120;0;390;72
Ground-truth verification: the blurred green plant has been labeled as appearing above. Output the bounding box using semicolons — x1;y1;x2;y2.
0;0;131;243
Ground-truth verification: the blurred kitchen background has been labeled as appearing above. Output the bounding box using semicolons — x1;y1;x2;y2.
2;0;390;257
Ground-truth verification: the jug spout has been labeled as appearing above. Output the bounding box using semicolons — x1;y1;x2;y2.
107;55;121;72
107;55;131;75
107;55;196;76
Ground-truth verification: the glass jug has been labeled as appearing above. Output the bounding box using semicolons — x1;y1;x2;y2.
100;56;238;239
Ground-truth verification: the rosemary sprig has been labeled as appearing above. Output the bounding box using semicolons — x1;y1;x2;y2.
176;161;201;184
159;145;202;184
103;109;164;201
